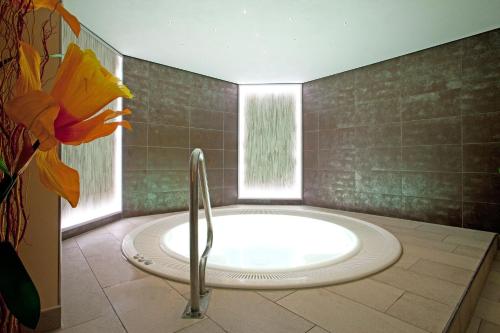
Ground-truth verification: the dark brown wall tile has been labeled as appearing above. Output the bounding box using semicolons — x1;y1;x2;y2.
402;145;461;172
303;150;318;170
360;123;401;148
304;29;500;231
123;170;147;192
463;112;500;143
207;169;223;189
223;112;238;132
463;202;500;232
463;173;500;203
190;129;223;149
223;169;237;188
402;197;461;226
304;131;318;151
149;101;190;127
355;98;400;125
123;122;147;146
190;109;223;130
319;128;357;149
303;112;318;131
224;150;238;169
147;170;188;192
460;80;500;115
203;149;223;169
148;147;189;170
224;131;237;150
356;147;401;171
223;187;238;205
355;192;402;216
355;171;402;195
402;172;461;201
401;89;460;121
318;148;356;171
463;143;500;173
123;146;147;170
148;124;189;148
403;117;461;146
123;57;236;215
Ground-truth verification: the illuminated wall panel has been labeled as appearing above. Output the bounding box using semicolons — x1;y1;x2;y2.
238;84;302;199
60;24;123;229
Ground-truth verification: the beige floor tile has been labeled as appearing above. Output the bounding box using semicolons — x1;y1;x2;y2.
404;244;479;270
257;289;296;302
474;298;500;325
176;318;225;333
342;212;421;229
61;247;113;328
326;279;403;312
85;248;147;288
76;232;118;258
387;292;453;333
394;252;420;269
444;235;491;250
397;234;458;252
384;226;446;241
479;320;500;333
165;279;190;299
62;238;78;250
307;326;330;333
371;267;463;306
278;288;426;333
415;224;493;241
409;259;474;286
454;245;485;259
105;220;138;242
466;316;481;333
54;312;125;333
207;289;313;333
104;276;199;333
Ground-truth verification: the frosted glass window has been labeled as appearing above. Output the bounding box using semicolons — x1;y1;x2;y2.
60;23;123;229
238;85;302;199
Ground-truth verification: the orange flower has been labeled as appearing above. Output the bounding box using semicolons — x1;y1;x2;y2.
6;42;132;207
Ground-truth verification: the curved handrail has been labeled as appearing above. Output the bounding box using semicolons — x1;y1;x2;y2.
186;148;213;317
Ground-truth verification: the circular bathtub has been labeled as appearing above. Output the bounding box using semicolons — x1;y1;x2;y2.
122;207;401;289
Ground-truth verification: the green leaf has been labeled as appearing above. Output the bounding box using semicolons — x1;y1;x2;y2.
0;156;9;176
0;241;40;329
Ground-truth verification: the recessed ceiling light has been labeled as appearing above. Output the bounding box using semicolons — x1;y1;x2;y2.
243;8;247;15
288;17;293;22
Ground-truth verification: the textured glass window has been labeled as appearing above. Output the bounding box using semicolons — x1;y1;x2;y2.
238;85;302;199
60;23;123;229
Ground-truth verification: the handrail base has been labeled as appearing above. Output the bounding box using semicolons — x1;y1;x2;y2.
182;289;211;319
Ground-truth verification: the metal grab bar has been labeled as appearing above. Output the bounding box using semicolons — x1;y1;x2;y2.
182;148;213;318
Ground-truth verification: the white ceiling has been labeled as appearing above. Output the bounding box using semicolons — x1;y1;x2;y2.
65;0;500;84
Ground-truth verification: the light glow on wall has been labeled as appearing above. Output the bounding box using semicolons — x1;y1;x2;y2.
238;84;302;199
60;24;123;230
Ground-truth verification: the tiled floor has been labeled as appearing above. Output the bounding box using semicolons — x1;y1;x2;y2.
52;206;499;333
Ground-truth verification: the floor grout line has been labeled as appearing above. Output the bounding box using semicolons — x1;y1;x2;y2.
74;241;130;333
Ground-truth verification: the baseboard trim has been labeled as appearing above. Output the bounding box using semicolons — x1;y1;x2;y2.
62;212;122;240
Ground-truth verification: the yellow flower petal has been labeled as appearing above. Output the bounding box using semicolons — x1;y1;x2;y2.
5;90;59;151
34;0;81;36
36;147;79;207
56;108;132;145
13;41;42;97
51;43;132;127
